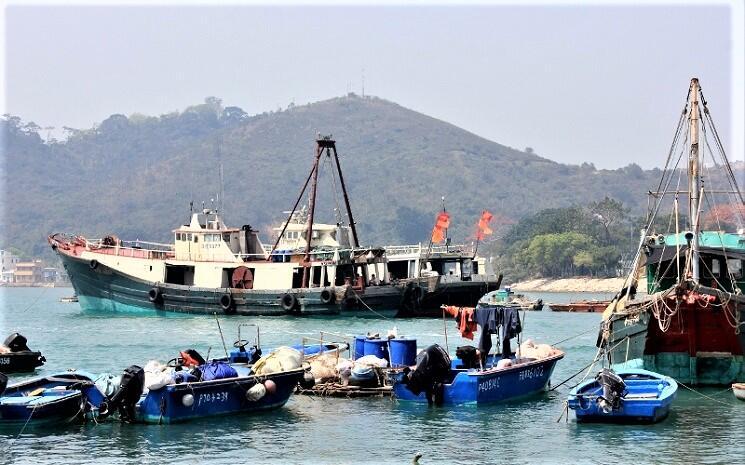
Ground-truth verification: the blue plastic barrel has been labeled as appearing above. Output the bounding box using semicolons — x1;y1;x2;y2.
389;338;417;367
354;336;366;360
363;338;389;361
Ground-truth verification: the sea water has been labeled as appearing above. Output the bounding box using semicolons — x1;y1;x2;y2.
1;287;742;464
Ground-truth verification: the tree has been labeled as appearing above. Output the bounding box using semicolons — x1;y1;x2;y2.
589;196;628;244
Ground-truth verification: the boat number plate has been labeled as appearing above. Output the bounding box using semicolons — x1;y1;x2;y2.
198;392;229;405
478;378;500;392
519;366;544;381
0;357;9;365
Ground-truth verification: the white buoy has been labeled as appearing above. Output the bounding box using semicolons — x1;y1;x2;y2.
182;393;194;407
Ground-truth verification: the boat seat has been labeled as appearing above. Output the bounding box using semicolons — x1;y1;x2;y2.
624;392;659;399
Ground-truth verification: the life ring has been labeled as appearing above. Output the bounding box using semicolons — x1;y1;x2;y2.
148;287;163;305
320;289;335;305
220;293;234;313
280;293;298;312
89;259;99;270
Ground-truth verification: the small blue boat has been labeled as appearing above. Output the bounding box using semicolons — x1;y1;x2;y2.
0;371;106;425
567;368;678;423
392;345;564;405
133;364;305;424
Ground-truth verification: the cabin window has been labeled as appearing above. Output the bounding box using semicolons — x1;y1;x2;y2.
727;259;743;279
186;233;192;241
165;264;195;286
194;235;198;243
223;234;230;242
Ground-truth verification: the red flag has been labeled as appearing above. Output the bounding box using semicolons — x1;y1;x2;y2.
476;210;493;241
431;211;451;243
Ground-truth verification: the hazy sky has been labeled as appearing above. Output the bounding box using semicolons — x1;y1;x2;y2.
4;3;741;168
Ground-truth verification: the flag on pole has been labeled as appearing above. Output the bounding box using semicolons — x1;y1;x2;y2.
431;211;451;243
476;210;493;241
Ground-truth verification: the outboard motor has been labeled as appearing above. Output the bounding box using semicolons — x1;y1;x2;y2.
3;333;31;352
596;368;626;413
402;344;451;406
0;372;7;396
455;345;479;369
102;365;145;422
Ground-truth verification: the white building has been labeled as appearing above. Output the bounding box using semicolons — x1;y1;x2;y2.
1;249;20;284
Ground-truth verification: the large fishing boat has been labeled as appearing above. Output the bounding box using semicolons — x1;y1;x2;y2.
599;78;745;385
49;137;402;316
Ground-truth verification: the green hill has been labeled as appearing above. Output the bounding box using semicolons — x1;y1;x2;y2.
1;94;679;259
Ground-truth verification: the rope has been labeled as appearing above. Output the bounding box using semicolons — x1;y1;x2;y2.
348;287;393;320
550;326;597;347
676;380;735;407
16;284;51;313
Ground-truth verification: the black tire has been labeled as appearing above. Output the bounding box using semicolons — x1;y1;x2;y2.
89;259;99;270
220;294;234;313
320;289;335;305
148;287;163;305
280;293;297;312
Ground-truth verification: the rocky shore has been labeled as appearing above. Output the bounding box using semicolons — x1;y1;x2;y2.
509;277;645;293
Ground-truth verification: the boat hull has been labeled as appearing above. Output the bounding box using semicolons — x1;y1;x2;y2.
398;278;501;317
134;368;303;424
0;372;105;425
59;253;342;316
606;303;745;385
0;351;45;373
392;354;563;405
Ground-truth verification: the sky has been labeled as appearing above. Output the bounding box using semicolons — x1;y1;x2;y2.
3;1;743;169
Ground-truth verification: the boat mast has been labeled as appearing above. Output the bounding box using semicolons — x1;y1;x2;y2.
327;138;360;248
688;78;701;282
302;140;324;288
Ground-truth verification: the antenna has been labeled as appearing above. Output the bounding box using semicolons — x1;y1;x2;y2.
361;68;365;97
216;135;225;214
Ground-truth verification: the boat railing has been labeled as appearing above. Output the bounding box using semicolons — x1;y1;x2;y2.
385;243;476;257
86;238;175;260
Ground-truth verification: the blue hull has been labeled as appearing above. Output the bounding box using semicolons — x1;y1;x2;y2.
567;368;678;423
393;354;564;405
135;367;304;424
0;372;105;425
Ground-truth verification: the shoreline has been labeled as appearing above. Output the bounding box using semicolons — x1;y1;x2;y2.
509;277;643;294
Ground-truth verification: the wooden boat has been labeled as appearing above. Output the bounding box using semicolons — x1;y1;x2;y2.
733;383;745;401
0;333;46;373
392;304;563;405
101;326;311;424
479;288;543;311
392;351;564;405
600;79;745;385
549;300;609;313
48;137;402;317
0;372;106;425
567;368;678;423
134;364;305;424
385;243;503;317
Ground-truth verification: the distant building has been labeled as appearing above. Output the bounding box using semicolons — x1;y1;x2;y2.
1;249;20;284
42;267;58;283
14;260;43;285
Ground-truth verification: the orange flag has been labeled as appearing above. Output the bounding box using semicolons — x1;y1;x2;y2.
476;210;493;241
431;211;451;243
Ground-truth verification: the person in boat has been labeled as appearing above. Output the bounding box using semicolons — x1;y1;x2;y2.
370;274;379;286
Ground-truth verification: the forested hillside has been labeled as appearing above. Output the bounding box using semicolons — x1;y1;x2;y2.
1;94;725;273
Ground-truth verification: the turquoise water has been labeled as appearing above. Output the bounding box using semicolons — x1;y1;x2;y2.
1;287;742;464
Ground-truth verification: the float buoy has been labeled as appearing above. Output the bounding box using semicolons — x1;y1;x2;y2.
220;293;234;313
280;293;297;311
320;288;335;305
148;287;163;305
89;259;99;270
